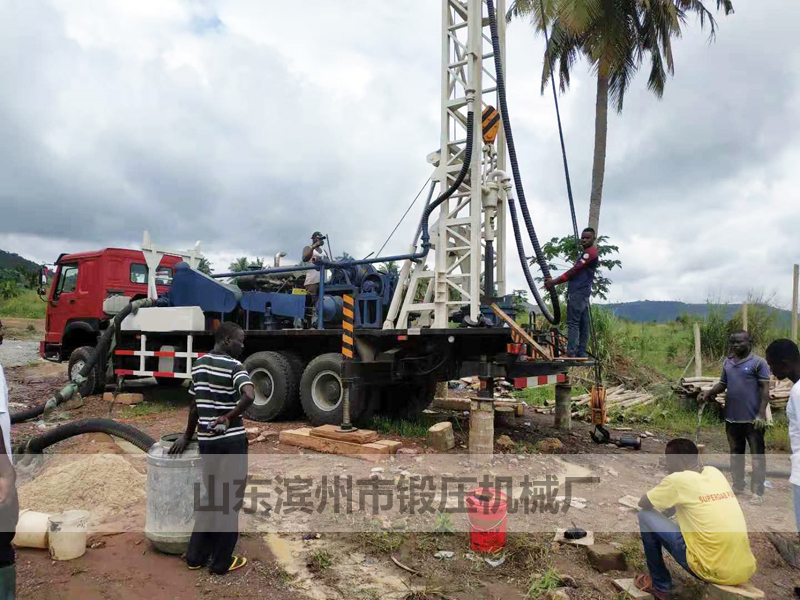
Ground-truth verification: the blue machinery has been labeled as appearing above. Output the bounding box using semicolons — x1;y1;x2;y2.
169;260;397;331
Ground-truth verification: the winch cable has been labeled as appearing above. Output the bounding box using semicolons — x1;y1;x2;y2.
537;0;602;384
375;175;434;258
487;0;561;324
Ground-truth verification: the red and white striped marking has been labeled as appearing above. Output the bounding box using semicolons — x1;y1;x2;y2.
513;373;567;389
114;334;206;379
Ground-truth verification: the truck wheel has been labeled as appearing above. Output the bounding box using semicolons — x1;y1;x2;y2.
243;351;296;422
382;377;437;421
68;346;106;397
300;353;361;426
281;352;306;419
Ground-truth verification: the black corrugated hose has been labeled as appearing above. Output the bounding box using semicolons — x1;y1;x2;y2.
10;298;153;424
487;0;561;325
419;111;475;250
17;418;156;458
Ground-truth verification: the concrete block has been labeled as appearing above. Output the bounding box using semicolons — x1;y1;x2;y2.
586;543;627;573
103;392;143;406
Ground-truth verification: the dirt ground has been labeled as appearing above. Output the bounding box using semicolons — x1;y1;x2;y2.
7;359;800;599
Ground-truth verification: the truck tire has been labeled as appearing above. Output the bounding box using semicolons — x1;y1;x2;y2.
300;353;362;426
382;377;437;421
243;351;296;422
68;346;106;397
281;352;306;419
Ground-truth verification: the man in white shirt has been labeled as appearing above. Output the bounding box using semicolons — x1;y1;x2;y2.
765;339;800;539
0;322;9;461
0;320;17;598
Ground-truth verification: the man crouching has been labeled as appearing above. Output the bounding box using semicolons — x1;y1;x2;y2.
635;438;756;599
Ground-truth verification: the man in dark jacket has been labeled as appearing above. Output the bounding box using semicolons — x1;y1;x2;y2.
545;227;599;358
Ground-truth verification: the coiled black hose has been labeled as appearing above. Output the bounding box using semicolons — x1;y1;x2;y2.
10;298;151;424
19;418;156;456
487;0;561;324
419;111;475;250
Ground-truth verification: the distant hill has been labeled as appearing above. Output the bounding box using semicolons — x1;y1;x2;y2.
600;300;793;328
0;249;38;272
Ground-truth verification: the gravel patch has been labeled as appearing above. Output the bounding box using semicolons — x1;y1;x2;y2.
0;341;41;367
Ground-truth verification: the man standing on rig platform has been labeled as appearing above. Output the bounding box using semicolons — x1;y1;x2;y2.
302;231;326;297
544;227;598;358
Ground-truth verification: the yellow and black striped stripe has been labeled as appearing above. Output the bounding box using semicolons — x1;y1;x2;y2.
482;105;500;144
342;294;355;359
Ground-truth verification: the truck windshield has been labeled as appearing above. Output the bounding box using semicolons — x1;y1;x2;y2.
130;264;173;286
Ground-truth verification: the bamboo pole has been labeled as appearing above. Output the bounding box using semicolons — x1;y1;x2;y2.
793;264;799;342
694;323;702;378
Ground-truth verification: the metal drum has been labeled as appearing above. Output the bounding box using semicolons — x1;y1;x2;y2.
145;433;203;554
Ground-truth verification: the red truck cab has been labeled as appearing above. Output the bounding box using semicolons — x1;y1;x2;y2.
41;248;182;363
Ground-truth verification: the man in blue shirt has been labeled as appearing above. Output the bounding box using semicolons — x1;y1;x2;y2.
544;227;599;358
701;330;771;504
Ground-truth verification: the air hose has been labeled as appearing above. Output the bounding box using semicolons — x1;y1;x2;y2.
10;297;155;424
487;0;561;324
17;418;156;459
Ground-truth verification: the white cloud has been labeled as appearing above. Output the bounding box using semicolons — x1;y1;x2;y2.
2;0;799;312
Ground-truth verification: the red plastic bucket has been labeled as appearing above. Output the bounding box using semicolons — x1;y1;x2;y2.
466;488;508;553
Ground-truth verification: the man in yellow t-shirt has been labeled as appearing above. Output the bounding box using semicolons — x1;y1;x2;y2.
634;438;756;599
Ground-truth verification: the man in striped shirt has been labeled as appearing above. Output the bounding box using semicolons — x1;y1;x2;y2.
169;322;255;574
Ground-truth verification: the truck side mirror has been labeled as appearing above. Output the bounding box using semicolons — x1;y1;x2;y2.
37;265;47;297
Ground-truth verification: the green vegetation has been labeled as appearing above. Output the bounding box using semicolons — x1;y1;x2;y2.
433;510;454;534
526;567;562;599
306;549;333;571
0;289;47;319
766;416;791;452
367;416;429;438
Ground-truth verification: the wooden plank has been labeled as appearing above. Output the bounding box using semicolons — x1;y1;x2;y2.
279;428;390;459
373;440;403;454
490;303;551;358
310;424;380;444
612;579;652;599
432;397;524;413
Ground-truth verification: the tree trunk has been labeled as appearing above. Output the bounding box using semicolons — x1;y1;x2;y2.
588;67;609;233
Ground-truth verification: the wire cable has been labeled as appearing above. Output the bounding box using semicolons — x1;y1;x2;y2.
375;176;432;258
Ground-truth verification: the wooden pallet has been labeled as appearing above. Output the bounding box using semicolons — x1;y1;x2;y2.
279;427;402;461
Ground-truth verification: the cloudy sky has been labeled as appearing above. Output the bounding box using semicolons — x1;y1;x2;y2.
1;0;799;308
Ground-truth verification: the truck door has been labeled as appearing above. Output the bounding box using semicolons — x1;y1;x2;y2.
46;263;80;347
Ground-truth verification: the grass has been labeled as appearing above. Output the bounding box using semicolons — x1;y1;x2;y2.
766;416;791;452
306;549;333;571
357;519;407;554
618;537;645;572
118;399;178;418
0;289;47;318
526;567;562;599
367;416;429;438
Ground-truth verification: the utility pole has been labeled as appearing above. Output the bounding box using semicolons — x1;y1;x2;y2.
793;264;799;342
694;322;702;378
742;302;748;333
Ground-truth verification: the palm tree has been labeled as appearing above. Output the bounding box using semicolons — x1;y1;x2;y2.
228;257;250;272
508;0;733;232
197;257;213;275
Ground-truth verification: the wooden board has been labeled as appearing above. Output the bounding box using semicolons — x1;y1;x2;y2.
553;528;594;547
373;440;403;453
704;583;764;599
279;428;392;460
432;397;524;413
612;579;652;599
310;425;380;444
490;303;552;359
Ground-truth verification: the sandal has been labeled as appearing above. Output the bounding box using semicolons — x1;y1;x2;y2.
634;574;672;600
229;556;247;572
187;564;204;571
